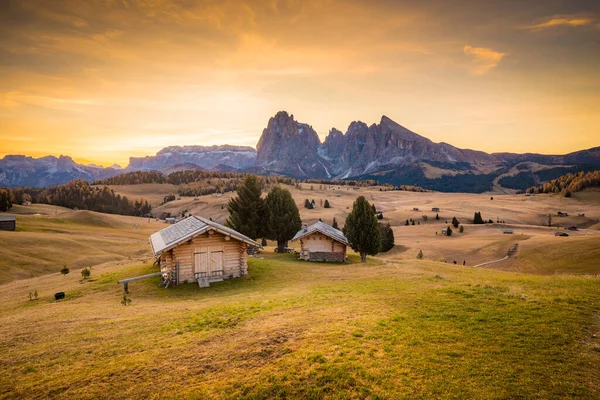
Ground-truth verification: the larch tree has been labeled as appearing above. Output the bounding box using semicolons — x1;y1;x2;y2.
226;175;265;240
343;196;381;262
264;186;302;252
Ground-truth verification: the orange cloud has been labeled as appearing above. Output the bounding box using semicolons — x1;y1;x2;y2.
463;46;505;75
526;16;595;30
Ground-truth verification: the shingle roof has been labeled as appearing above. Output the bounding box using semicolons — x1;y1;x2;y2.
0;216;16;221
291;221;349;245
150;216;260;256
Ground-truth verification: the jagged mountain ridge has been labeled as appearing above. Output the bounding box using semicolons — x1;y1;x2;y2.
1;111;598;190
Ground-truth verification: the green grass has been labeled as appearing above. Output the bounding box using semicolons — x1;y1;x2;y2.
0;254;598;399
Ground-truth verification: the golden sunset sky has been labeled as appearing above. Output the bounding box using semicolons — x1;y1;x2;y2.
1;0;599;166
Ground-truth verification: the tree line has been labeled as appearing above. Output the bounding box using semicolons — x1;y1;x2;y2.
1;180;151;216
528;170;600;197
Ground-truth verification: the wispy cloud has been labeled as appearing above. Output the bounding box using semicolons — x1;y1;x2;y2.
463;45;505;75
525;16;596;30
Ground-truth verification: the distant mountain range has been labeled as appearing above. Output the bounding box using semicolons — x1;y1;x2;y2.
1;111;599;192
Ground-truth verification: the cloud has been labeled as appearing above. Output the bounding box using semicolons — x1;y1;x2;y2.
526;16;595;30
463;45;505;75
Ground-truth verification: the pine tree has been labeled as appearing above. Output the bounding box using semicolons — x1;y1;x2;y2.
446;226;453;236
379;222;395;252
452;217;459;228
371;204;377;214
459;225;464;233
264;186;302;252
405;219;409;226
473;212;484;224
435;213;440;220
344;196;381;262
324;199;331;208
332;217;339;230
417;250;423;260
304;199;312;209
225;175;265;239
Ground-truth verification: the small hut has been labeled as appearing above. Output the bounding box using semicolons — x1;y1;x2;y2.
291;221;348;262
150;216;260;287
0;216;16;231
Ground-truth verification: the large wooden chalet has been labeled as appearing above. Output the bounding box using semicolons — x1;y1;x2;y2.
150;216;260;287
291;221;348;262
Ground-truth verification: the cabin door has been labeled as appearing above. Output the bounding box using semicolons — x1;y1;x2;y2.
194;247;209;278
209;247;223;277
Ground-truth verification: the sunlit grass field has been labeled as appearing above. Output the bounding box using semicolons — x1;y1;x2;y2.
1;253;598;399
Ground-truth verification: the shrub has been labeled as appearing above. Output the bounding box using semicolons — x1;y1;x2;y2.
60;265;70;276
417;250;423;260
377;213;383;220
324;199;331;208
452;217;459;228
81;267;91;280
446;226;453;236
459;225;464;233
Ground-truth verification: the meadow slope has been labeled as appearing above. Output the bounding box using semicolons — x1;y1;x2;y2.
0;254;599;399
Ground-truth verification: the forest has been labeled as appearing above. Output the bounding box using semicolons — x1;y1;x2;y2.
529;170;600;196
2;180;151;216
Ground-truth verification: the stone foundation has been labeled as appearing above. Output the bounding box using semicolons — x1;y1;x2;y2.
308;251;345;262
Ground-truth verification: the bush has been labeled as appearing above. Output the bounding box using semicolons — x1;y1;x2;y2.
417;250;423;260
324;199;331;208
459;225;464;233
452;217;459;228
81;267;91;280
60;265;70;276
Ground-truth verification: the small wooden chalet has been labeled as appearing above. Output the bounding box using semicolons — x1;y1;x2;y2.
431;207;440;212
150;216;260;287
0;216;16;231
291;221;348;262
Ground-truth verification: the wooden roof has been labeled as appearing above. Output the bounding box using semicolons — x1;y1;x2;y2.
150;216;260;256
291;221;349;245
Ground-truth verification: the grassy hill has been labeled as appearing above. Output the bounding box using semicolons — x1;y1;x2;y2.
0;253;598;398
0;206;163;283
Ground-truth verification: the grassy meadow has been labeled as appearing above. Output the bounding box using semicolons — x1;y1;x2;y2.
0;253;599;399
0;187;599;399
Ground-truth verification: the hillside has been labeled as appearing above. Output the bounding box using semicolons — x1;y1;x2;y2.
0;205;162;283
0;253;598;398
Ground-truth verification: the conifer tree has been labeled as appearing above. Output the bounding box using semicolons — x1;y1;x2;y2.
264;186;302;252
324;199;331;208
452;217;459;228
226;175;265;239
344;196;381;262
332;217;339;230
379;222;395;252
473;212;484;224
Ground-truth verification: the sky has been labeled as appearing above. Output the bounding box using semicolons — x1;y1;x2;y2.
1;0;599;167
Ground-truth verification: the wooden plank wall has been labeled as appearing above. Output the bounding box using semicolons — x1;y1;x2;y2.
160;231;248;283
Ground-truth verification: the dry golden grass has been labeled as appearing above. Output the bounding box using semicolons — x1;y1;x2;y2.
0;207;165;284
0;253;599;399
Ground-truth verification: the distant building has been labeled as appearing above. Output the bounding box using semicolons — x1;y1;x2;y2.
413;207;419;211
165;217;176;224
554;232;569;237
431;207;440;212
564;225;578;231
292;221;348;262
557;211;568;217
0;216;16;231
502;229;514;234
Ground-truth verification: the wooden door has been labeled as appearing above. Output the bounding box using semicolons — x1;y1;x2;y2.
209;247;223;276
194;247;208;277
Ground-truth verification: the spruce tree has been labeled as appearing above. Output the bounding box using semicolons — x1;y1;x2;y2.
405;219;409;226
324;199;331;208
344;196;381;262
435;213;440;220
379;222;395;252
417;250;423;260
473;212;484;224
226;175;265;239
332;217;339;230
452;217;459;228
264;186;302;252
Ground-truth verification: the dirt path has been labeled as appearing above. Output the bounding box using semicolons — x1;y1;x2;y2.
473;243;519;268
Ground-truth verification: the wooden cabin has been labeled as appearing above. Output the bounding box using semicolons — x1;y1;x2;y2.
150;216;260;287
291;221;348;262
0;216;16;231
431;207;440;212
502;229;514;234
